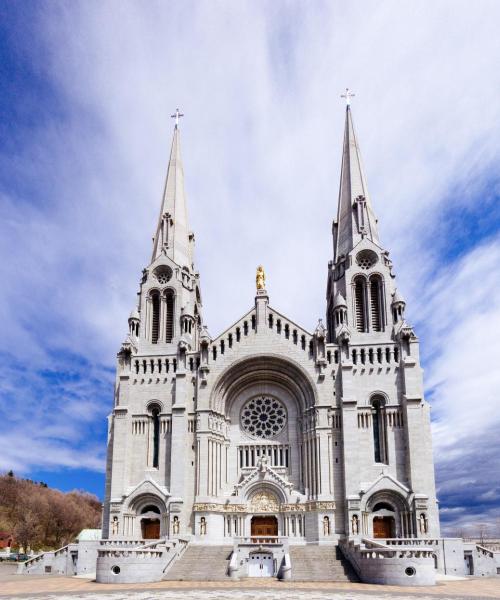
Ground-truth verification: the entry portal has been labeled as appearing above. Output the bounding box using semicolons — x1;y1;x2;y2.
373;516;394;539
248;552;274;577
142;519;160;539
251;516;278;537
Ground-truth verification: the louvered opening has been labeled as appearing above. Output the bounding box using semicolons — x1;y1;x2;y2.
370;278;382;332
165;290;174;343
354;278;366;332
151;293;160;344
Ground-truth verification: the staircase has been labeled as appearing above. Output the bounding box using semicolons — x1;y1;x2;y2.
163;545;233;580
289;545;359;581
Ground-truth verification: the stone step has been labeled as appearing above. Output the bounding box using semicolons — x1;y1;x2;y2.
289;545;359;582
163;545;233;581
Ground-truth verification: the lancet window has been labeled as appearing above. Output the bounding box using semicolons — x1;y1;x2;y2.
148;403;161;469
354;276;367;332
165;289;175;342
369;275;384;332
150;291;161;344
371;395;387;464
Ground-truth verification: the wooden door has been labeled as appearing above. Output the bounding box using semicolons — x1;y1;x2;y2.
251;516;278;537
143;519;160;539
373;516;393;539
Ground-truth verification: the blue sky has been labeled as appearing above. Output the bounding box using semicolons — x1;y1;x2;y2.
0;1;499;536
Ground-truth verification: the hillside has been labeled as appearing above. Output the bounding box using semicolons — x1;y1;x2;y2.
0;471;101;551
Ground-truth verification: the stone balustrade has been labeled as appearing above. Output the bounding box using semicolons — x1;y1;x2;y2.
339;538;436;586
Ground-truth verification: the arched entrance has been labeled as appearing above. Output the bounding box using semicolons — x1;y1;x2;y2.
251;516;278;537
140;504;161;539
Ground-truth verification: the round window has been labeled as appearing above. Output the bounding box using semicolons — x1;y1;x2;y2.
240;396;287;439
153;266;173;285
405;566;416;577
356;249;378;270
111;565;121;575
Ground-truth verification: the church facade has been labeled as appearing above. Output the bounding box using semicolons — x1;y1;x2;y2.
102;104;440;549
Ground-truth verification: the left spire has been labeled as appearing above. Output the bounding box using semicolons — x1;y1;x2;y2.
151;111;192;269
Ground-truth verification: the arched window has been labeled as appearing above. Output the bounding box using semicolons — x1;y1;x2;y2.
149;404;161;468
165;289;174;343
370;275;384;332
150;292;160;344
371;395;387;464
354;276;367;332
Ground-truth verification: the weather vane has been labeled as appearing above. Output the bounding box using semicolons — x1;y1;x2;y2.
170;108;184;127
341;88;355;106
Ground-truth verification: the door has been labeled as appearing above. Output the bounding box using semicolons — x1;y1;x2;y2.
373;516;393;538
248;553;274;577
251;516;278;538
142;519;160;539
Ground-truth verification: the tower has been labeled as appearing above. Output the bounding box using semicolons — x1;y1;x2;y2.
103;118;202;538
326;99;439;539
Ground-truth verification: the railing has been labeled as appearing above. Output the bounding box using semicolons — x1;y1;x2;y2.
235;536;285;545
99;539;146;548
383;538;441;547
361;537;434;558
97;548;164;559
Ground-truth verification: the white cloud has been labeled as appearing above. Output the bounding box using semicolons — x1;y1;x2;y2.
0;1;499;525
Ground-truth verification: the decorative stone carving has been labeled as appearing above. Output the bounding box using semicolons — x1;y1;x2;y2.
281;504;306;512
192;503;221;512
249;491;280;513
306;501;336;511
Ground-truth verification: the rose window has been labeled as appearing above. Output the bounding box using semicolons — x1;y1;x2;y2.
153;266;172;285
356;250;378;270
240;396;287;438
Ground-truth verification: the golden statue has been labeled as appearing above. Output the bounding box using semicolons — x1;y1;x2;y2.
256;265;266;290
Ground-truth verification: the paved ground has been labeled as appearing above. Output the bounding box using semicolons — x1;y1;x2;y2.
0;565;499;600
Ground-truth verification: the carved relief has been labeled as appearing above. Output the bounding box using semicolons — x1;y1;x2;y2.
249;491;280;513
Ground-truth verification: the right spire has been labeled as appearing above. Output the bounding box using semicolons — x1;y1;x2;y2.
334;98;381;261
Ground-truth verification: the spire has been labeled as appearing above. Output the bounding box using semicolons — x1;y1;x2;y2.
151;118;192;269
334;102;380;260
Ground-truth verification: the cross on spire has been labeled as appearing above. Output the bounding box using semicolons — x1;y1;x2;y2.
170;108;184;127
341;88;355;107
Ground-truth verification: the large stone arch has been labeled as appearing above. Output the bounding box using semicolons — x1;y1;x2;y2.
209;353;318;416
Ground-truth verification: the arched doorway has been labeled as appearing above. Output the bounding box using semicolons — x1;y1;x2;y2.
251;516;278;537
140;504;161;539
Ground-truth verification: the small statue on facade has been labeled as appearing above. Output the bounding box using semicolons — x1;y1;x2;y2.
351;514;359;535
256;265;266;290
323;516;330;536
112;516;119;536
258;455;269;472
200;517;207;535
172;516;180;535
419;513;428;534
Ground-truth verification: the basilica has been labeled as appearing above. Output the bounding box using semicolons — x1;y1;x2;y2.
102;101;440;552
18;104;499;584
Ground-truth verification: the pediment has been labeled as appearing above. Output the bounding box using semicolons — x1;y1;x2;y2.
233;462;294;500
361;472;410;499
123;476;170;507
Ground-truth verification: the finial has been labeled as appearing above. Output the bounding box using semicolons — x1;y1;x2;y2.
256;265;266;290
170;107;184;127
341;88;355;107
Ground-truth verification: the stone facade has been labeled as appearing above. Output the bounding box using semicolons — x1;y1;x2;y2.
102;106;440;551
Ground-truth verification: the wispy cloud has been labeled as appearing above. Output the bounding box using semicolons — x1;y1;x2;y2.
0;1;499;528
